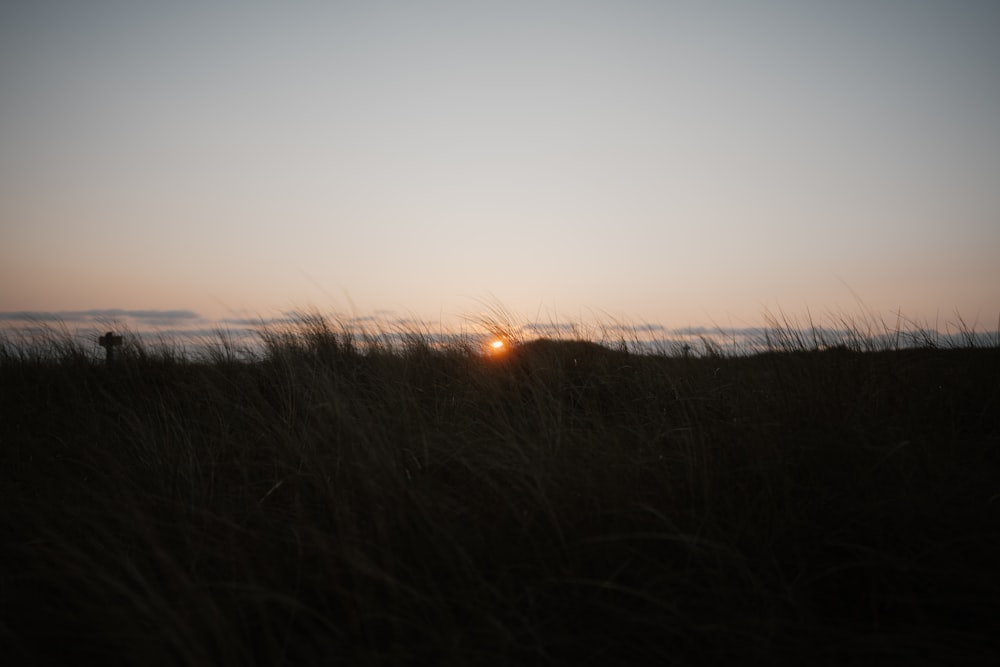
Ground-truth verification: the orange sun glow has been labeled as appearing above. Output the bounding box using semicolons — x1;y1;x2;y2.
486;339;508;357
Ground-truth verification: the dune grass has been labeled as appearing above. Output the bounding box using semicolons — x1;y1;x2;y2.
1;314;998;665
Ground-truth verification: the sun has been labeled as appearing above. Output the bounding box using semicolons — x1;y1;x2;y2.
486;338;509;358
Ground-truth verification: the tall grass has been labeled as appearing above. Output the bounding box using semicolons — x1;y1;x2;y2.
1;313;998;665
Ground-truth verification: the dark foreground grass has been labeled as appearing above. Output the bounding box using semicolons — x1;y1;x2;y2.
2;319;999;665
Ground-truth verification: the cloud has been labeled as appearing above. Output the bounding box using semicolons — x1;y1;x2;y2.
517;321;671;341
345;315;382;326
671;325;768;338
220;317;298;327
0;311;64;322
144;327;259;339
0;309;201;324
522;322;580;335
634;323;667;333
602;322;666;334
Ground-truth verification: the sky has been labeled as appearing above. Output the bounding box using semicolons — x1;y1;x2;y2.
2;0;999;342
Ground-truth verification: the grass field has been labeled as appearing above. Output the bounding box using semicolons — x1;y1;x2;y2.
2;315;999;665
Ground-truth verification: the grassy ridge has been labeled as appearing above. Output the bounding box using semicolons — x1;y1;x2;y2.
2;320;999;665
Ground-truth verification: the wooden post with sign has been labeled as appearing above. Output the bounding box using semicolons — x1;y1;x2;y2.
98;331;123;364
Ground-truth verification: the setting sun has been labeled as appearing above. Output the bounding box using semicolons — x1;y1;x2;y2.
486;339;509;357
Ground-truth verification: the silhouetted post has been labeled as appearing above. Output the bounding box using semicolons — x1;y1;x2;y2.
98;331;123;364
682;344;692;359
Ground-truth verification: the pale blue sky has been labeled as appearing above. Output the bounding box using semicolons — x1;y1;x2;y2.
2;0;998;334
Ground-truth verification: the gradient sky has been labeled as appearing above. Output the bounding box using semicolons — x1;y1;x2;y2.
2;0;999;335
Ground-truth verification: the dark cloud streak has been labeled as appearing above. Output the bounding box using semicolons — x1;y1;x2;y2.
0;309;201;323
